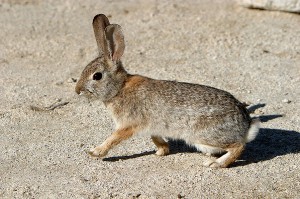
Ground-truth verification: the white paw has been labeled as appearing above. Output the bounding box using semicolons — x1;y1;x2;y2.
88;146;108;157
155;148;169;156
203;159;221;168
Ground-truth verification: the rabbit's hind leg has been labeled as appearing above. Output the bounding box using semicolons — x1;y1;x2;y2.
151;136;169;156
203;143;245;168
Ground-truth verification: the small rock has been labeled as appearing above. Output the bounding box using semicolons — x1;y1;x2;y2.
81;177;89;182
254;109;264;115
67;78;77;83
238;0;300;13
282;99;291;103
55;81;63;85
178;194;185;198
133;193;141;198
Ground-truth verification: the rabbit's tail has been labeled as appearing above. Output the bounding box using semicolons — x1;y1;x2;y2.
245;118;260;143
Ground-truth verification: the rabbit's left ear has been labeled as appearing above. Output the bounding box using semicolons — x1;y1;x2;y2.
105;24;125;62
93;14;111;59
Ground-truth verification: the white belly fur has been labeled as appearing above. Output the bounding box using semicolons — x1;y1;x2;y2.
194;144;226;155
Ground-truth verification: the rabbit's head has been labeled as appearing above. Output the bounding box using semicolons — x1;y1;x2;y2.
75;14;126;102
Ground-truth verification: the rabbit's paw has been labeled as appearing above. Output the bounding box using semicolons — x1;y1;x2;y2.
88;146;108;157
203;159;222;168
156;147;169;156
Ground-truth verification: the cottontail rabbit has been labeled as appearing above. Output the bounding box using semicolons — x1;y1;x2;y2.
75;14;259;168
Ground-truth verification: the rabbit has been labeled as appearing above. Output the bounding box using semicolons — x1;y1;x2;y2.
75;14;260;168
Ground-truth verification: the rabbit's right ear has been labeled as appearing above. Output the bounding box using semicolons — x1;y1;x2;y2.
105;24;125;62
93;14;111;59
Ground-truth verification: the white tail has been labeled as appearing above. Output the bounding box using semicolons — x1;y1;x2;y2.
246;119;260;142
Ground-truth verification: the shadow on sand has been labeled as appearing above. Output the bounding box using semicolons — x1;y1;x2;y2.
104;127;300;166
168;124;300;165
241;128;300;163
103;150;155;162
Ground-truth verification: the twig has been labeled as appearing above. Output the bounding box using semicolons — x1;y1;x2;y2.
30;101;69;111
46;101;69;110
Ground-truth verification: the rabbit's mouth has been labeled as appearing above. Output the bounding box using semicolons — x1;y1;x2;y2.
86;89;97;97
78;88;97;98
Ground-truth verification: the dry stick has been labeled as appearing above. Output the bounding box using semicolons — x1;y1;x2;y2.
30;101;69;111
46;101;69;110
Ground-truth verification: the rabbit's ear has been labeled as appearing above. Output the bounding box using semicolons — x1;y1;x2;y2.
93;14;111;59
105;24;125;62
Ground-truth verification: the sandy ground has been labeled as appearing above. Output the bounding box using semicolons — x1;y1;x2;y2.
0;0;300;198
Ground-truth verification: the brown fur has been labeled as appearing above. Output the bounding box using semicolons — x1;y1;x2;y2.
151;136;170;156
89;126;137;157
124;75;146;90
221;144;245;168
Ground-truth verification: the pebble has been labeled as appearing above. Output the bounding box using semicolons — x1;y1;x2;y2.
67;78;77;83
282;99;291;103
238;0;300;13
254;109;264;115
55;81;63;85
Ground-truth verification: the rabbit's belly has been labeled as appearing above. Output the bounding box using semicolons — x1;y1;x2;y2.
194;144;226;154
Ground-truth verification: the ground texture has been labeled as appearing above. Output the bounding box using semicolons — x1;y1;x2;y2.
0;0;299;198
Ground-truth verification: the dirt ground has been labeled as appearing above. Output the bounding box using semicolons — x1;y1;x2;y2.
0;0;299;198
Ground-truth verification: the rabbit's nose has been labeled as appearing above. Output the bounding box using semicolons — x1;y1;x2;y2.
75;84;83;95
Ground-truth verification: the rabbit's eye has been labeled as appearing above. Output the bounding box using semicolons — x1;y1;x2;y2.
93;72;102;80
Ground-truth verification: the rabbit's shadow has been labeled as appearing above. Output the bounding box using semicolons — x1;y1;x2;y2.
169;126;300;160
240;128;300;164
103;105;300;165
169;114;300;166
103;127;300;165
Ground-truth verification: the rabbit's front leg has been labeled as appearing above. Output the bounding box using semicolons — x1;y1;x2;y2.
89;127;136;157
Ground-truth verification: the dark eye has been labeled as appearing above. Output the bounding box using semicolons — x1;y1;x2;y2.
93;72;102;80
